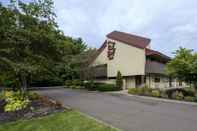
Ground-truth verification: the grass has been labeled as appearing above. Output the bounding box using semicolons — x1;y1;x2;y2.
0;111;118;131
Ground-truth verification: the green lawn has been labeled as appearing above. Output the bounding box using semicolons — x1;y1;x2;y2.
0;111;118;131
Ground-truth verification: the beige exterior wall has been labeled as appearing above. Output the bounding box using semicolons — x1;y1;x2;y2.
146;75;169;89
91;38;146;77
125;77;136;89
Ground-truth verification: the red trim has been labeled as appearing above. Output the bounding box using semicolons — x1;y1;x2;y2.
107;31;151;49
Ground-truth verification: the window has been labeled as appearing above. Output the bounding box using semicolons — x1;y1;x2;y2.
179;81;182;86
154;77;160;83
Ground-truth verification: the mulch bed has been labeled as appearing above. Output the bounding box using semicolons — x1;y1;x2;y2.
0;96;66;123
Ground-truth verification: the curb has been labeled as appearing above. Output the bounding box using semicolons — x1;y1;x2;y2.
123;93;197;106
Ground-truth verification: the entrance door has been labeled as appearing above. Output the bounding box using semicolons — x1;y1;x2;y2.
135;76;142;88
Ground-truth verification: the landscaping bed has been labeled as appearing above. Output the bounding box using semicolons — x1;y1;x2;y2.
0;92;65;123
65;80;121;92
128;87;197;103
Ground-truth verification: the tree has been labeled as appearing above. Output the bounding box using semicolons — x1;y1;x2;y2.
116;71;123;90
0;0;60;93
166;47;197;88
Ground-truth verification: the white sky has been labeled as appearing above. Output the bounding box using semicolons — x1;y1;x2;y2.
1;0;197;56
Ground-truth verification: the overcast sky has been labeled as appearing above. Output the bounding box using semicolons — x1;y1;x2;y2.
2;0;197;56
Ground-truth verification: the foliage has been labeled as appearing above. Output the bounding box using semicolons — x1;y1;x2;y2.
166;88;195;98
96;84;116;92
128;87;153;96
0;0;88;90
160;91;168;98
151;90;161;97
4;91;30;112
65;80;73;87
84;80;96;91
184;96;194;102
65;80;84;89
116;71;123;90
171;91;184;100
128;88;138;94
27;92;39;100
0;91;3;99
84;81;116;92
166;47;197;88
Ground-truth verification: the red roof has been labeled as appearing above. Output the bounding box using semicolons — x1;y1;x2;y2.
145;48;171;61
107;31;151;49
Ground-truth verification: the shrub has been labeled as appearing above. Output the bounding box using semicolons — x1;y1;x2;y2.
160;91;168;99
96;84;116;92
84;80;94;90
141;86;152;96
166;88;188;98
151;90;161;97
4;91;30;112
28;92;39;100
172;91;184;100
184;96;194;102
194;96;197;102
116;71;123;90
84;81;116;92
0;92;4;100
183;87;196;97
128;88;138;94
72;80;83;86
65;80;73;87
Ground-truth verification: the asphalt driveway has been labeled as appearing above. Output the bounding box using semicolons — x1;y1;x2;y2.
38;88;197;131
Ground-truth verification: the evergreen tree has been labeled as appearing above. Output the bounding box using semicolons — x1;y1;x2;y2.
116;71;123;90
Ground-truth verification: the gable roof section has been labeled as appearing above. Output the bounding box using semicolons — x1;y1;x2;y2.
145;48;171;62
107;31;151;49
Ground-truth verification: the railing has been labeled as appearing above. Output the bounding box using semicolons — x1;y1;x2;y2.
145;61;166;74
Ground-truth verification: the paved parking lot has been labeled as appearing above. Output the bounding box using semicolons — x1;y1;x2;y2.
38;88;197;131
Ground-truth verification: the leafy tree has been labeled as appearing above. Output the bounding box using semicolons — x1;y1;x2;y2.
0;0;89;92
116;71;123;90
166;47;197;88
0;0;61;93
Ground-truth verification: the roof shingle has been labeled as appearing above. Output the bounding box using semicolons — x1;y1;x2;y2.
107;31;151;49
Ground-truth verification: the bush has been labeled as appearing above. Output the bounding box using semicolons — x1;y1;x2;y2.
128;87;153;96
166;88;196;98
128;88;138;94
194;96;197;102
96;84;116;92
72;80;83;86
171;91;184;100
116;71;123;90
65;80;84;89
84;80;96;91
141;86;153;96
84;81;116;92
28;92;39;100
160;91;168;99
183;87;196;97
4;91;30;112
184;96;194;102
65;80;73;87
151;90;161;97
0;92;3;99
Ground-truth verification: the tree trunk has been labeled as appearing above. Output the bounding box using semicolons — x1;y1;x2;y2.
21;74;27;94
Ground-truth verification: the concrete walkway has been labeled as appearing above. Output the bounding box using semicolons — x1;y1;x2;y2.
38;88;197;131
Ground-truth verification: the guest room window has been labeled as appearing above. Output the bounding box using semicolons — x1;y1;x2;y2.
154;77;160;83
